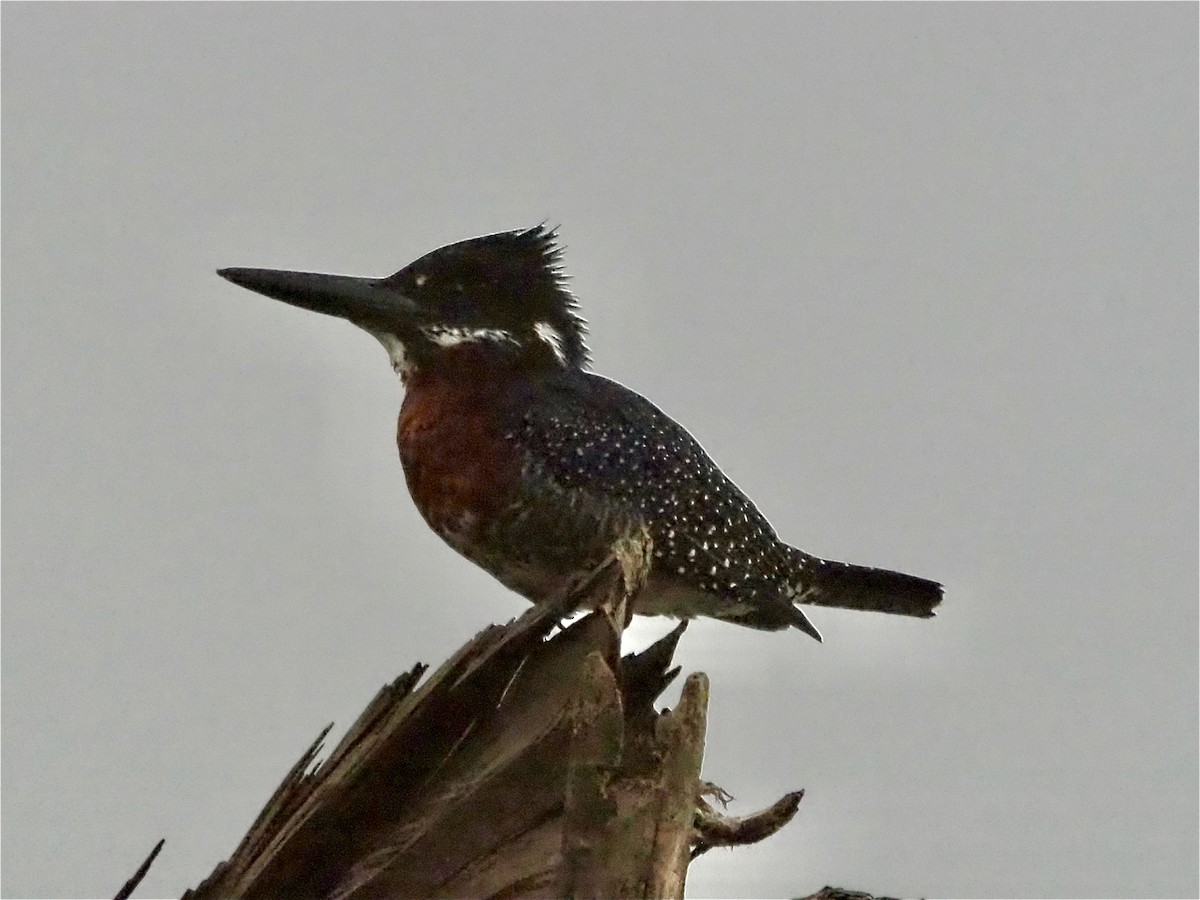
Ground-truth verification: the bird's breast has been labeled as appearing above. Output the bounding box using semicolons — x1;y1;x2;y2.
396;373;522;551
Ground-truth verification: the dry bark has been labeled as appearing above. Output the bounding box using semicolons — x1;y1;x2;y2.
180;541;803;899
113;839;164;900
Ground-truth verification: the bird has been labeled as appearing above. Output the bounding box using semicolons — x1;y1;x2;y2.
217;226;941;641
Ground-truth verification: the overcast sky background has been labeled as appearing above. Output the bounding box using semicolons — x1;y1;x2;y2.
3;5;1196;899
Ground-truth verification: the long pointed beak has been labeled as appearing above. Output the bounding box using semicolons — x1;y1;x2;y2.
217;267;418;324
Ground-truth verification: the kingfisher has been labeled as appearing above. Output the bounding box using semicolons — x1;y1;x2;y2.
218;226;941;641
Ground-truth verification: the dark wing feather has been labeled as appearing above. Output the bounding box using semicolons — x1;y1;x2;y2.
504;371;801;623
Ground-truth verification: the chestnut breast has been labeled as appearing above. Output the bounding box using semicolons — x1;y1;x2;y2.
396;355;524;551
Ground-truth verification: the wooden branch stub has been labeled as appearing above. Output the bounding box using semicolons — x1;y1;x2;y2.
560;650;712;900
113;838;164;900
800;888;902;900
183;598;573;900
559;651;626;900
692;788;804;858
181;534;801;900
649;673;710;899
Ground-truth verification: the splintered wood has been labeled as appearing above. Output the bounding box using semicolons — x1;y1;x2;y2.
183;541;801;900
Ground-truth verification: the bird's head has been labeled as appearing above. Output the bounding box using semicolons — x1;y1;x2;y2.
218;225;589;380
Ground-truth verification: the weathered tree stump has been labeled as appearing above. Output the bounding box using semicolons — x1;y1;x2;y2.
177;539;802;899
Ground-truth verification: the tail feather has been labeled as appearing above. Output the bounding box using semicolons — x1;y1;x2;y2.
789;549;943;619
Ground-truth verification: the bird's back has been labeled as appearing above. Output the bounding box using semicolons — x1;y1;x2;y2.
499;368;817;630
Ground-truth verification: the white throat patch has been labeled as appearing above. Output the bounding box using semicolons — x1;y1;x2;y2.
364;324;563;383
366;330;413;381
420;325;519;348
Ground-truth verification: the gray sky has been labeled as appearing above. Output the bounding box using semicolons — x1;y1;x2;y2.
3;4;1196;898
